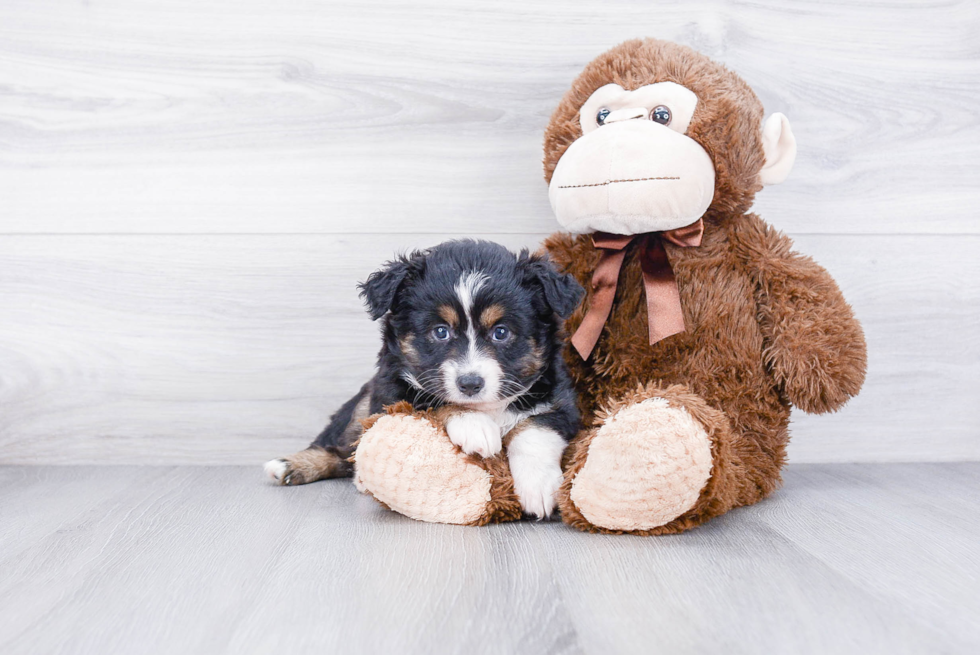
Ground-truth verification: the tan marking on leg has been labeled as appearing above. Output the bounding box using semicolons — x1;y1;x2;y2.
438;305;459;327
480;304;505;329
278;447;345;485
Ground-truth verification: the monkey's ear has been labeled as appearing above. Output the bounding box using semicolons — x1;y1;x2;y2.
521;253;585;319
358;252;424;320
759;113;796;186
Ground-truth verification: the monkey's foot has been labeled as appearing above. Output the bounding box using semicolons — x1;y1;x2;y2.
559;388;715;534
353;403;522;526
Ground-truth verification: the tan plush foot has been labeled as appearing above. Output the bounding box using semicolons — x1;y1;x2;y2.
566;396;713;532
353;405;521;526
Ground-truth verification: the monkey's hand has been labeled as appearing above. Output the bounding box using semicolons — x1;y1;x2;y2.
734;215;867;414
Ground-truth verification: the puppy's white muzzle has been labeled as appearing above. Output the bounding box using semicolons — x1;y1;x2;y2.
441;357;503;407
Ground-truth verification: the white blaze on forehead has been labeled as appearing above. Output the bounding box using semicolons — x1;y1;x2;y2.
454;271;487;319
454;271;487;349
442;270;503;406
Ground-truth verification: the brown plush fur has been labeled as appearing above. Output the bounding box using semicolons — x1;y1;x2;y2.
544;39;867;533
355;402;524;526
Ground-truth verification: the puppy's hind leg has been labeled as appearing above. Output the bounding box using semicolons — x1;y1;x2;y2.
265;382;373;486
264;447;348;486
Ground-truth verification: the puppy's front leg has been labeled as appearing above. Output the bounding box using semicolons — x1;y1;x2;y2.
441;409;502;459
507;423;567;520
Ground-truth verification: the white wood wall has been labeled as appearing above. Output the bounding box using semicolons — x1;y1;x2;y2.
1;0;977;464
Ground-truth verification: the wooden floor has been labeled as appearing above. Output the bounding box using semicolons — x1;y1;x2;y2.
1;464;977;654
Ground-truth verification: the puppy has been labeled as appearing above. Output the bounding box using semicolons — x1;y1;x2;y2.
264;239;584;519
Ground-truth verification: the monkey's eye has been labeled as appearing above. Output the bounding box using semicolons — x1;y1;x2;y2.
491;325;511;342
650;105;671;125
432;325;451;341
596;107;611;126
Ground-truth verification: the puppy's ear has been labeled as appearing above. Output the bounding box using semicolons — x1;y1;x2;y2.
521;252;585;319
358;251;425;320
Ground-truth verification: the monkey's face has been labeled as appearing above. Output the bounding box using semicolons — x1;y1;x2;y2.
544;39;797;237
549;82;715;235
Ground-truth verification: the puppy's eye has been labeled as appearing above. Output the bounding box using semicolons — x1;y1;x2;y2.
432;325;451;341
650;105;671;125
491;325;510;342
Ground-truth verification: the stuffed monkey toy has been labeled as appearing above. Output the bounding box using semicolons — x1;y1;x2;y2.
353;39;867;534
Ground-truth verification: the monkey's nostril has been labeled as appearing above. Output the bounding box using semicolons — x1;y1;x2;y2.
457;374;485;397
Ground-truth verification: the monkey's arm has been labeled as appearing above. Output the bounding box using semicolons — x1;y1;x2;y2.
732;215;867;414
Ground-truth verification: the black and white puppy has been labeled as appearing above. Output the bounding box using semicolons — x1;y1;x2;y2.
264;239;584;519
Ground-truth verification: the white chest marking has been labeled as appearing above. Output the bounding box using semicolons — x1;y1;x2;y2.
475;401;554;436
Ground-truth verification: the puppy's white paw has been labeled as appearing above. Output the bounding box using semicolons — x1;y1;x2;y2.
507;426;567;520
513;460;564;519
264;458;288;483
446;412;502;458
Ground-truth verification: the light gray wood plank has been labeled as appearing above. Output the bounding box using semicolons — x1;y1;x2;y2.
0;467;325;655
225;493;581;655
0;464;977;654
0;0;977;235
544;465;980;655
0;466;580;655
0;466;164;568
753;464;980;642
1;233;976;464
541;520;963;655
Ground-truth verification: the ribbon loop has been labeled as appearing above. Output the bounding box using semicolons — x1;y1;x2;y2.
570;218;703;360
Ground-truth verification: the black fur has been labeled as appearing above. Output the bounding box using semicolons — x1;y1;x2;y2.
308;240;584;470
522;256;585;319
359;252;424;321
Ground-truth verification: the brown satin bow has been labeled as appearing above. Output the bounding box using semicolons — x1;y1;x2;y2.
570;218;704;360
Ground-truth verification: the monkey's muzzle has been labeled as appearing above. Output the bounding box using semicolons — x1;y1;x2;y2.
548;120;716;236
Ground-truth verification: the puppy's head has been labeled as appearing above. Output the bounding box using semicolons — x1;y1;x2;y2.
359;240;584;409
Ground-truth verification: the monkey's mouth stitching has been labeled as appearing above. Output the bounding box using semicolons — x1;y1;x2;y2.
558;176;680;189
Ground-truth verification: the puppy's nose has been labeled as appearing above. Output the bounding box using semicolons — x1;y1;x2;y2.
456;374;485;397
